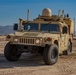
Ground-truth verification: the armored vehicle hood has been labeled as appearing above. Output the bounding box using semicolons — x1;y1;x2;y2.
14;31;58;38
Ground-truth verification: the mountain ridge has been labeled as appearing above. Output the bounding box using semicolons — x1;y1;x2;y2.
0;25;14;35
0;25;76;36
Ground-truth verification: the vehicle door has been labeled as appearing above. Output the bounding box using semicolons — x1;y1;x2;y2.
61;26;68;50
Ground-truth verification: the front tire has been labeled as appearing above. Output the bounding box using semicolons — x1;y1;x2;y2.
43;44;59;65
4;42;21;61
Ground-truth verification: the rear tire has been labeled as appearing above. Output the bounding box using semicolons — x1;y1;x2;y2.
4;42;21;61
63;41;72;55
43;44;59;65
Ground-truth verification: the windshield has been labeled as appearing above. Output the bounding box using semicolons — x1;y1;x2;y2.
23;23;38;31
41;24;60;32
23;23;60;32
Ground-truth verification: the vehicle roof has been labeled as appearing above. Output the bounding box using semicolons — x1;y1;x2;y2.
22;15;68;27
22;20;68;27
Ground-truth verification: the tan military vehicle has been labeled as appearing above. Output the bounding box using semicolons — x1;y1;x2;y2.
4;8;74;65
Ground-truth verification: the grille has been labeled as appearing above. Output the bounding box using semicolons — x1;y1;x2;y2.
19;38;35;44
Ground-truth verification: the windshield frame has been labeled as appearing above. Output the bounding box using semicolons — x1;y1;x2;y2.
23;23;39;31
22;22;60;33
40;23;60;32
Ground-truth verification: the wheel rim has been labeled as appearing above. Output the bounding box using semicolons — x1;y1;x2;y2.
51;48;57;59
68;42;71;53
11;46;19;56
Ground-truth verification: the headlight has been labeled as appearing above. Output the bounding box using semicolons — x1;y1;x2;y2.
35;39;40;44
14;39;18;42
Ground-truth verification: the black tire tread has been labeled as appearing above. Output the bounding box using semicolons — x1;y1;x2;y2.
43;44;59;65
4;42;21;61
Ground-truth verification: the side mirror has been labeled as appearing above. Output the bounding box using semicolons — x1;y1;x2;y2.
13;24;18;31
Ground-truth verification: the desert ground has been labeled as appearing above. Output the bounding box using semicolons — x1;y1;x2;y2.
0;36;76;75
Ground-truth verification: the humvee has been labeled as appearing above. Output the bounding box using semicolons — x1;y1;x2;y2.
4;8;74;65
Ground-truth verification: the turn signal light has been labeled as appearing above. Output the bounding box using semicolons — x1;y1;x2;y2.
6;35;11;39
46;37;52;41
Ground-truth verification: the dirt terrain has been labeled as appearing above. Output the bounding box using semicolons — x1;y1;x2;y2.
0;36;76;75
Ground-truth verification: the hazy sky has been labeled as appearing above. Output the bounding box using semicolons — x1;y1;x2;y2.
0;0;76;27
